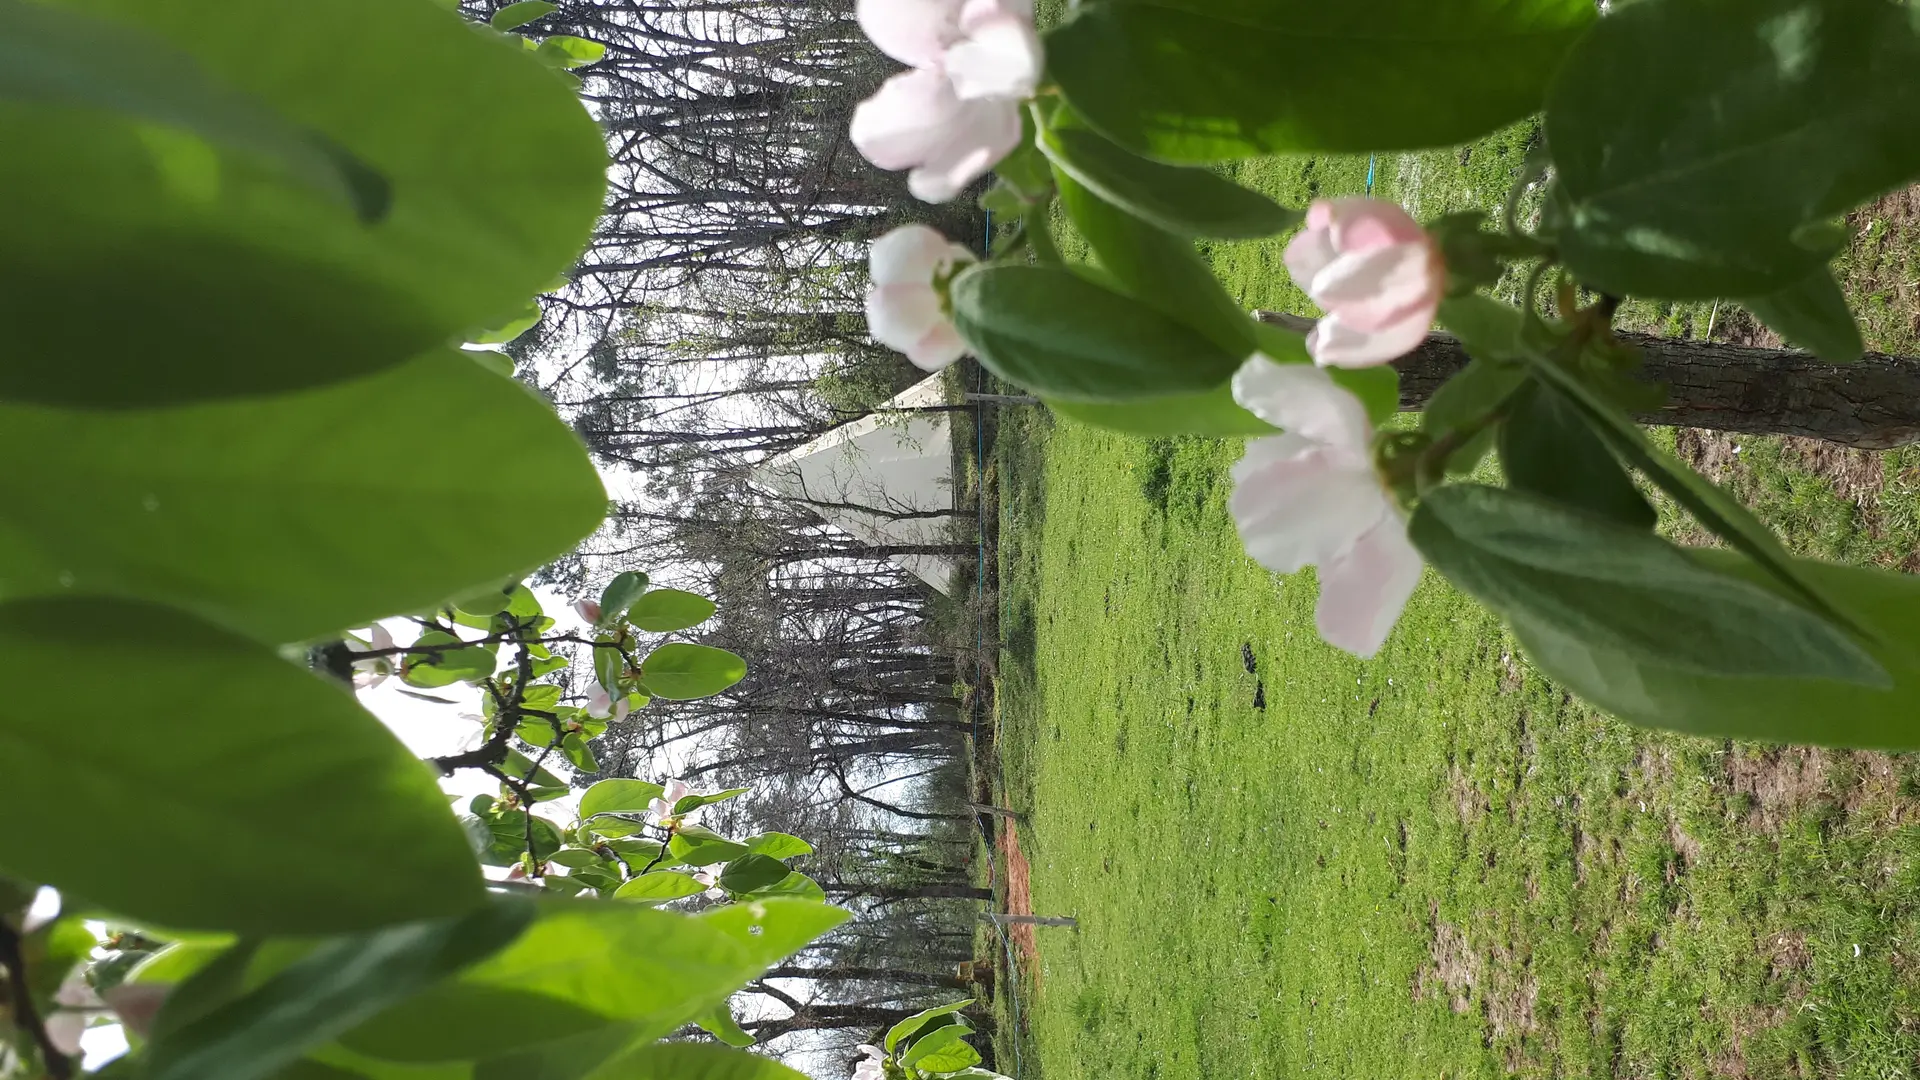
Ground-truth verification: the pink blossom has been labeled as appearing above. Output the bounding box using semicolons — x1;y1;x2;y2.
571;599;602;625
650;778;695;823
865;225;976;370
1228;356;1423;657
348;624;397;689
1283;198;1443;368
584;684;630;721
850;0;1041;202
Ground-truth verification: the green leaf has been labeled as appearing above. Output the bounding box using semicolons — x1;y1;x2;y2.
640;644;747;700
1545;0;1920;298
1039;111;1299;238
1046;0;1593;162
596;572;651;626
0;0;607;408
588;1042;810;1080
0;598;483;934
1509;551;1920;748
469;301;542;346
1408;485;1885;684
562;732;598;773
755;872;827;903
902;1026;982;1074
671;788;750;815
742;833;814;860
625;589;716;633
339;899;847;1064
1743;266;1865;363
1047;387;1277;438
491;0;557;30
693;1008;757;1049
0;349;606;645
594;636;625;694
950;265;1243;402
667;826;750;867
1053;168;1259;357
537;35;606;68
1436;294;1529;364
402;631;498;688
1522;350;1854;627
579;780;668;819
886;1000;975;1053
145;903;533;1080
612;872;706;905
548;849;609;871
716;855;789;895
1498;383;1655;529
0;0;387;221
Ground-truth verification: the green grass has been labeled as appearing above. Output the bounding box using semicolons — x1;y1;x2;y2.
990;113;1920;1079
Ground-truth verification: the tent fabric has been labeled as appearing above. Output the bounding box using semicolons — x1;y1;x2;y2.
752;374;960;594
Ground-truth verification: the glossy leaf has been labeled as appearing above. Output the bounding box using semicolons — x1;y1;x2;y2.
612;873;705;905
537;35;606;68
1523;349;1854;627
902;1026;982;1073
668;827;751;868
0;0;386;222
1510;552;1920;748
578;780;667;820
694;1007;757;1048
1499;383;1655;529
1546;0;1920;298
402;631;497;688
1408;485;1884;684
0;0;607;407
1047;389;1277;438
886;1000;974;1053
0;598;483;934
1053;169;1259;357
597;572;651;626
0;350;606;644
640;644;747;700
145;903;533;1080
625;589;717;633
1039;113;1298;238
594;637;625;694
1047;0;1593;162
491;0;557;30
756;872;828;903
716;855;790;895
950;265;1243;401
1743;267;1865;363
742;833;814;860
671;788;750;815
339;899;847;1064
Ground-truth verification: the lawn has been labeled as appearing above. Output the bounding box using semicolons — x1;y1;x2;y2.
986;124;1920;1078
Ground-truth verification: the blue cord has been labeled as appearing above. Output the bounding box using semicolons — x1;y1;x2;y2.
1365;153;1376;195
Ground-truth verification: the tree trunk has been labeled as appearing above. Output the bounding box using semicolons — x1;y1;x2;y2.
1254;311;1920;449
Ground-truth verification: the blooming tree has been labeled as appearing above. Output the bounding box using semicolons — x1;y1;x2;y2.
851;0;1920;751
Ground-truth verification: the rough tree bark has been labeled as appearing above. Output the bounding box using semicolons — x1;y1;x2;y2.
1255;311;1920;449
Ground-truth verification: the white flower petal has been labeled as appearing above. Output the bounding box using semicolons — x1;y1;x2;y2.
866;282;946;355
1314;514;1423;658
1229;354;1373;458
905;97;1021;202
102;984;170;1039
1282;224;1339;293
907;321;969;371
851;69;965;172
1306;310;1432;369
857;0;961;67
46;1011;87;1058
945;13;1042;100
1229;440;1388;574
55;976;101;1010
869;224;957;286
1308;242;1438;332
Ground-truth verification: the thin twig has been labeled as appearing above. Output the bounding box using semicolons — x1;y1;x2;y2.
0;918;73;1080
